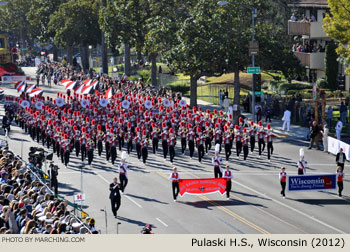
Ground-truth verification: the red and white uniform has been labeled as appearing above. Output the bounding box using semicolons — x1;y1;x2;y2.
279;171;287;182
169;172;180;182
223;170;233;180
336;171;344;182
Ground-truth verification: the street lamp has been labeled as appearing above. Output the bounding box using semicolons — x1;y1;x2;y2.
217;1;258;121
88;45;92;69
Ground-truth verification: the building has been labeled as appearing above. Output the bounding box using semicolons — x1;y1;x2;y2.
288;0;350;90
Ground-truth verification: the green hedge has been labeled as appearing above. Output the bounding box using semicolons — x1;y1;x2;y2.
278;82;312;92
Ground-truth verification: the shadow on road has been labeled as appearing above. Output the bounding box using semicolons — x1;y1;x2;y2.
292;198;350;206
179;199;266;209
117;216;156;228
126;194;169;205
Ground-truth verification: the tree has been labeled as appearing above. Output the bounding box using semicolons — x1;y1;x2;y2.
27;0;68;61
100;0;151;76
48;0;101;70
325;40;338;90
0;0;38;47
323;0;350;74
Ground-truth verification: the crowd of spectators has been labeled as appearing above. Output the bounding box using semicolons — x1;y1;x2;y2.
0;140;96;234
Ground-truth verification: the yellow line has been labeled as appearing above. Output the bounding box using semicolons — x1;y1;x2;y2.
158;171;269;234
199;195;270;234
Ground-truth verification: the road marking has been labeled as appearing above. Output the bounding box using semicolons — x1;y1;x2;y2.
199;195;270;234
232;180;346;234
94;172;143;209
157;171;270;234
123;195;143;208
231;194;307;234
156;218;168;227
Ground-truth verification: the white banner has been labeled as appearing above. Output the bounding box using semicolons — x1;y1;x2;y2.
339;140;350;161
0;75;31;83
327;136;339;155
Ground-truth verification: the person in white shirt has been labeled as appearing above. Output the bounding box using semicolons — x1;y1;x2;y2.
223;165;233;200
118;151;128;194
322;124;329;152
282;109;291;132
169;167;180;202
212;144;223;178
297;148;307;175
336;117;343;140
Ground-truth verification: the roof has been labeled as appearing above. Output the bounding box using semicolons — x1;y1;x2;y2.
288;0;329;8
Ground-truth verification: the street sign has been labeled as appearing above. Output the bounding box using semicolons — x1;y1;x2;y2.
247;67;260;74
74;193;85;202
249;41;259;56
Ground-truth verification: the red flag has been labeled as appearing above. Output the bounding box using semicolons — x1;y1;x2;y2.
178;178;227;196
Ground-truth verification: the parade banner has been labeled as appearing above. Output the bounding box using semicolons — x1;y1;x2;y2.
327;136;339;155
179;178;227;196
288;174;337;192
0;75;30;83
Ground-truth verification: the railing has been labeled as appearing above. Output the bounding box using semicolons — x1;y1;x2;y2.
288;21;328;38
294;51;325;70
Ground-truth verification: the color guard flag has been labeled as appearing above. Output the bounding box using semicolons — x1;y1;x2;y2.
179;178;227;196
105;87;114;99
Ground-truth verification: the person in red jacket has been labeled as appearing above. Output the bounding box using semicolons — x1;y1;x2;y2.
169;167;180;202
223;165;233;200
279;167;287;198
336;166;344;197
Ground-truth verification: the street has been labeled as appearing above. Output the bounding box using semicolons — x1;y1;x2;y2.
1;68;349;234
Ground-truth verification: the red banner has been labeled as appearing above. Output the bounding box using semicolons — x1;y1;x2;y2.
179;178;227;196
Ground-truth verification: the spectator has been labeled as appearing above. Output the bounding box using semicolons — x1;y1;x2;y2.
265;106;272;122
255;104;262;122
290;13;297;22
336;117;343;140
326;106;333;129
282;108;291;132
322;124;329;153
340;102;347;124
308;121;321;150
0;141;91;234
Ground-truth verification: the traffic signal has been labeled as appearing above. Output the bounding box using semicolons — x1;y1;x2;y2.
253;74;261;92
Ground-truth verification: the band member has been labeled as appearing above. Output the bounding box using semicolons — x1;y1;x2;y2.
104;127;111;161
63;134;70;167
179;122;187;154
169;167;180;202
125;122;133;154
118;120;124;151
119;152;128;194
212;144;223;178
204;122;212;154
265;124;276;162
80;129;88;162
336;166;344;197
242;128;249;160
297;148;307;175
187;124;195;159
196;128;205;163
168;128;176;163
248;121;256;154
97;125;104;156
223;126;232;161
110;129;118;165
109;177;121;218
74;127;81;157
151;123;159;154
86;136;94;166
223;165;233;200
135;127;142;160
234;125;242;159
257;121;265;158
214;123;222;153
279;167;287;198
141;130;149;164
161;127;169;160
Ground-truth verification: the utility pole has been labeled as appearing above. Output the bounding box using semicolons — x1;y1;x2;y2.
101;0;108;74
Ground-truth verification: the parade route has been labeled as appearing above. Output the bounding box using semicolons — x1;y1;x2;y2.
1;68;349;234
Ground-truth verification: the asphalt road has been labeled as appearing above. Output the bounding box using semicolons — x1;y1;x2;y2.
0;68;349;234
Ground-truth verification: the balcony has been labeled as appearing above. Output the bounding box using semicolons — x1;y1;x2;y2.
288;21;328;38
294;51;325;70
